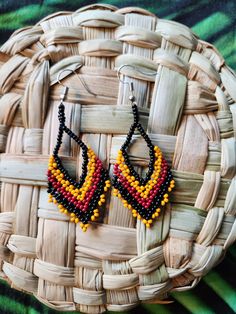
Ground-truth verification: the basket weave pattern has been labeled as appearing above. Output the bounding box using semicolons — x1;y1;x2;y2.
0;4;236;313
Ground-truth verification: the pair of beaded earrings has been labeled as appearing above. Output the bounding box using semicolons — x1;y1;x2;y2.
47;66;175;232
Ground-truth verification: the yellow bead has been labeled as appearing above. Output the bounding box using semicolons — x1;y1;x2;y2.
161;201;165;206
100;194;105;198
58;204;63;209
53;163;57;168
91;215;96;221
98;201;102;206
146;223;150;228
132;209;137;214
94;209;99;213
156;208;161;213
80;223;84;228
164;193;168;198
59;208;64;213
94;213;99;217
53;199;57;204
137;214;141;220
143;219;147;224
63;209;68;214
148;219;153;224
133;213;137;217
48;199;52;203
168;187;172;192
70;217;75;222
104;187;108;192
75;218;79;224
164;198;169;203
152;214;156;219
82;227;87;232
70;212;75;217
128;204;132;210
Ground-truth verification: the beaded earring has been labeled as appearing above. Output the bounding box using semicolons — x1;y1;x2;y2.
47;70;111;232
112;65;175;228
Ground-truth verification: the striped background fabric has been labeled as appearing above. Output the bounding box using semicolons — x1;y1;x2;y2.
0;1;235;313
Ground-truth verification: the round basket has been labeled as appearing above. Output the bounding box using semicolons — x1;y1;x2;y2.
0;3;236;313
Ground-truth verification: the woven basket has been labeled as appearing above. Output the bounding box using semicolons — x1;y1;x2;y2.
0;3;236;313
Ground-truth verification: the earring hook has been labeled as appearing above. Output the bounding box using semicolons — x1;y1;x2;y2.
117;64;157;92
57;67;96;99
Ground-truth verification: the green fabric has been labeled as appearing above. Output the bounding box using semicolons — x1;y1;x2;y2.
0;0;235;313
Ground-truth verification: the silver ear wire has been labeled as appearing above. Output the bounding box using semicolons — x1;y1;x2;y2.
57;67;96;97
117;64;157;87
117;63;157;84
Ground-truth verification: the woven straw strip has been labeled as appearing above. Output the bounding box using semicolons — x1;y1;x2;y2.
3;261;38;293
7;235;36;258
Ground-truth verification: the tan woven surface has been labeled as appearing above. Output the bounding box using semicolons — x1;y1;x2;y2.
0;3;236;313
